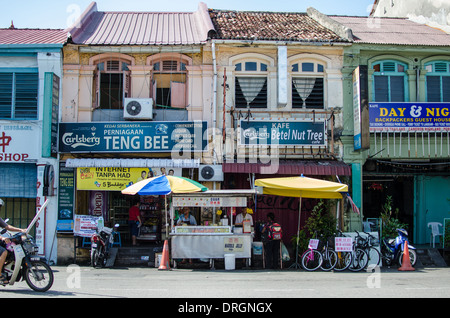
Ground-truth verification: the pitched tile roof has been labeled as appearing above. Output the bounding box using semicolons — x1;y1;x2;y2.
68;2;215;45
331;16;450;46
209;10;347;43
0;28;67;45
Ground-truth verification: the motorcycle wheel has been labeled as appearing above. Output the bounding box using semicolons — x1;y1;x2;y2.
24;261;54;292
92;246;106;268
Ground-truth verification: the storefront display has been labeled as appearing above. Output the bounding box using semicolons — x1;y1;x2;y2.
170;190;258;268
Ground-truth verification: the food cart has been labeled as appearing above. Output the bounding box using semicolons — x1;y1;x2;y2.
170;189;258;269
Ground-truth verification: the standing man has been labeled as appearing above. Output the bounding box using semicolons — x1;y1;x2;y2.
128;199;142;246
261;212;282;269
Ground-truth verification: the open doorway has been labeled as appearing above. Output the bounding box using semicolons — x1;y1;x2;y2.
363;175;414;239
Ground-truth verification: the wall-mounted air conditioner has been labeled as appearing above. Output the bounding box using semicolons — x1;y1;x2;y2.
198;165;224;182
124;98;153;120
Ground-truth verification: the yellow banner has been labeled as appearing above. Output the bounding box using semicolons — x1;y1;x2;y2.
77;167;147;191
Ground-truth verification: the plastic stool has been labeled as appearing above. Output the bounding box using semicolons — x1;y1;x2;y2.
110;231;122;247
82;237;91;247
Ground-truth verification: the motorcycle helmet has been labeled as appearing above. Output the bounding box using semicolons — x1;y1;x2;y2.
397;228;408;236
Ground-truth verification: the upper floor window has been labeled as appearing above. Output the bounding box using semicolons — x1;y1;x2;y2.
291;62;324;109
372;60;408;102
234;61;268;109
0;70;38;119
150;56;188;109
95;59;130;109
425;61;450;102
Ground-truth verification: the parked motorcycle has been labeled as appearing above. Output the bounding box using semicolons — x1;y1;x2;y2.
381;228;417;267
0;200;53;292
90;224;119;268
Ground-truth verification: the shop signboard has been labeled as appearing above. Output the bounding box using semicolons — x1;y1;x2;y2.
59;121;208;153
76;167;182;191
74;215;103;238
0;123;39;162
173;196;247;207
369;102;450;132
239;120;326;147
57;163;75;232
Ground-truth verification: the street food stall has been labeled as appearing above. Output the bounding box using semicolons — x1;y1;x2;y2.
170;189;258;269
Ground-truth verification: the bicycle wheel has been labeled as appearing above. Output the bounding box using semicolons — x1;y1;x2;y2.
348;248;369;272
301;250;323;271
320;249;338;271
334;251;352;271
366;247;381;266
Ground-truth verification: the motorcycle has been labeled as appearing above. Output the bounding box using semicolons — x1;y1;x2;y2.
381;228;417;267
0;200;54;292
90;224;119;268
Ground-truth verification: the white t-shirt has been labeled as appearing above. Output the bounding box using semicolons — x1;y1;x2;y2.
235;213;253;226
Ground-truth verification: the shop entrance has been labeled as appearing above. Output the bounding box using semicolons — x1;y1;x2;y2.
362;175;414;239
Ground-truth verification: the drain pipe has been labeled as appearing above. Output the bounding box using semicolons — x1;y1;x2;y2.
212;40;218;167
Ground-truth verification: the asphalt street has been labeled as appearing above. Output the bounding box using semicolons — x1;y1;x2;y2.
1;265;450;301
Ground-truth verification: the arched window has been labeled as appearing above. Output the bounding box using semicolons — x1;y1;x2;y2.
425;61;450;102
372;60;408;102
148;54;191;109
233;56;271;109
93;56;132;109
291;61;325;109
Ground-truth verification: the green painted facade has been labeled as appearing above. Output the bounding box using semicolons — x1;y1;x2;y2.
341;43;450;243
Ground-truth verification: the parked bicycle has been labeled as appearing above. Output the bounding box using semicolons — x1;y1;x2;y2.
355;231;381;266
337;231;368;272
319;235;338;271
301;238;322;271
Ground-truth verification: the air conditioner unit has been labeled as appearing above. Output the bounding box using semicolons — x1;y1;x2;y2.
198;165;224;182
124;98;153;120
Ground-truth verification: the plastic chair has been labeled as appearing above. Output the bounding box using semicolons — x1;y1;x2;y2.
110;231;122;247
428;222;443;248
81;237;91;248
363;221;374;232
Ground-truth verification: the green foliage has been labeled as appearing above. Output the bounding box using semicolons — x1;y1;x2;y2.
380;195;408;239
291;200;337;252
444;221;450;248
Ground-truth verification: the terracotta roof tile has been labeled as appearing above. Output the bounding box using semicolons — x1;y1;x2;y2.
209;10;346;42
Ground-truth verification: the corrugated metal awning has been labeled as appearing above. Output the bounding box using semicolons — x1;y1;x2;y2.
223;160;351;176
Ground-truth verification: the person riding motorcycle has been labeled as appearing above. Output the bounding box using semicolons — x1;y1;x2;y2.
0;199;26;284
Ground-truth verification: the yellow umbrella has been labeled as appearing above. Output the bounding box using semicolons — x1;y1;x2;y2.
255;175;348;269
255;176;348;199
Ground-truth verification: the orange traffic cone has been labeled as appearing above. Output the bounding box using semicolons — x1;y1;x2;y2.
398;241;415;271
158;240;171;270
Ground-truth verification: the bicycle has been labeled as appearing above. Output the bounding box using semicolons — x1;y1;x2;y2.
301;238;323;271
319;235;338;271
333;231;353;271
355;231;381;267
347;233;369;272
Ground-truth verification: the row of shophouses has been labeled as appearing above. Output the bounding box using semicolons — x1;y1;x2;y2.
1;2;449;264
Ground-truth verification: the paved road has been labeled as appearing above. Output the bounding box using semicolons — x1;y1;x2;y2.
1;265;450;300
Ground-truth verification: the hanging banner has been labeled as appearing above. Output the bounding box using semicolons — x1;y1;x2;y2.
369;102;450;132
77;167;182;191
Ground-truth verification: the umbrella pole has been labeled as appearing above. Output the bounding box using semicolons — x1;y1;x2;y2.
165;195;168;238
289;197;302;269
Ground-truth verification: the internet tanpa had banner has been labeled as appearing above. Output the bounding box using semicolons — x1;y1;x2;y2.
369;102;450;132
